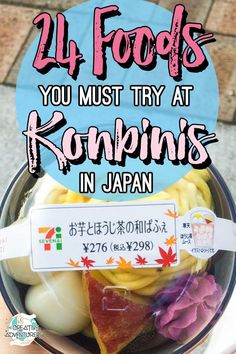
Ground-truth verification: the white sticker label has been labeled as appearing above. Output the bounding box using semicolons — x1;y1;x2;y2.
1;201;236;269
30;202;179;271
178;208;236;258
0;221;30;261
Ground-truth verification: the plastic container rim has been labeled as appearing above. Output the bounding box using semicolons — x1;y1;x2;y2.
0;162;235;354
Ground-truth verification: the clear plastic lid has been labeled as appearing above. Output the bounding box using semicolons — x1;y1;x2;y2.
0;166;235;354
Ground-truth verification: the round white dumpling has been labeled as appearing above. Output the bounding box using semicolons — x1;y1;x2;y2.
25;272;90;336
4;257;41;285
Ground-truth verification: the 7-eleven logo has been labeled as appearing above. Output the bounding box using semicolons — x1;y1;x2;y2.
38;227;62;251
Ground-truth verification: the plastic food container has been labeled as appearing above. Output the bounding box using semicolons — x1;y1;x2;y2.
0;163;236;354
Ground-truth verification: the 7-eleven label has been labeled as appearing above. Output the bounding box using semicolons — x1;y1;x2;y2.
30;201;179;272
38;227;62;251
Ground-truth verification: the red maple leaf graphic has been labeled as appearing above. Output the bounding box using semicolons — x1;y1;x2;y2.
81;256;95;269
155;247;177;267
135;255;148;265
